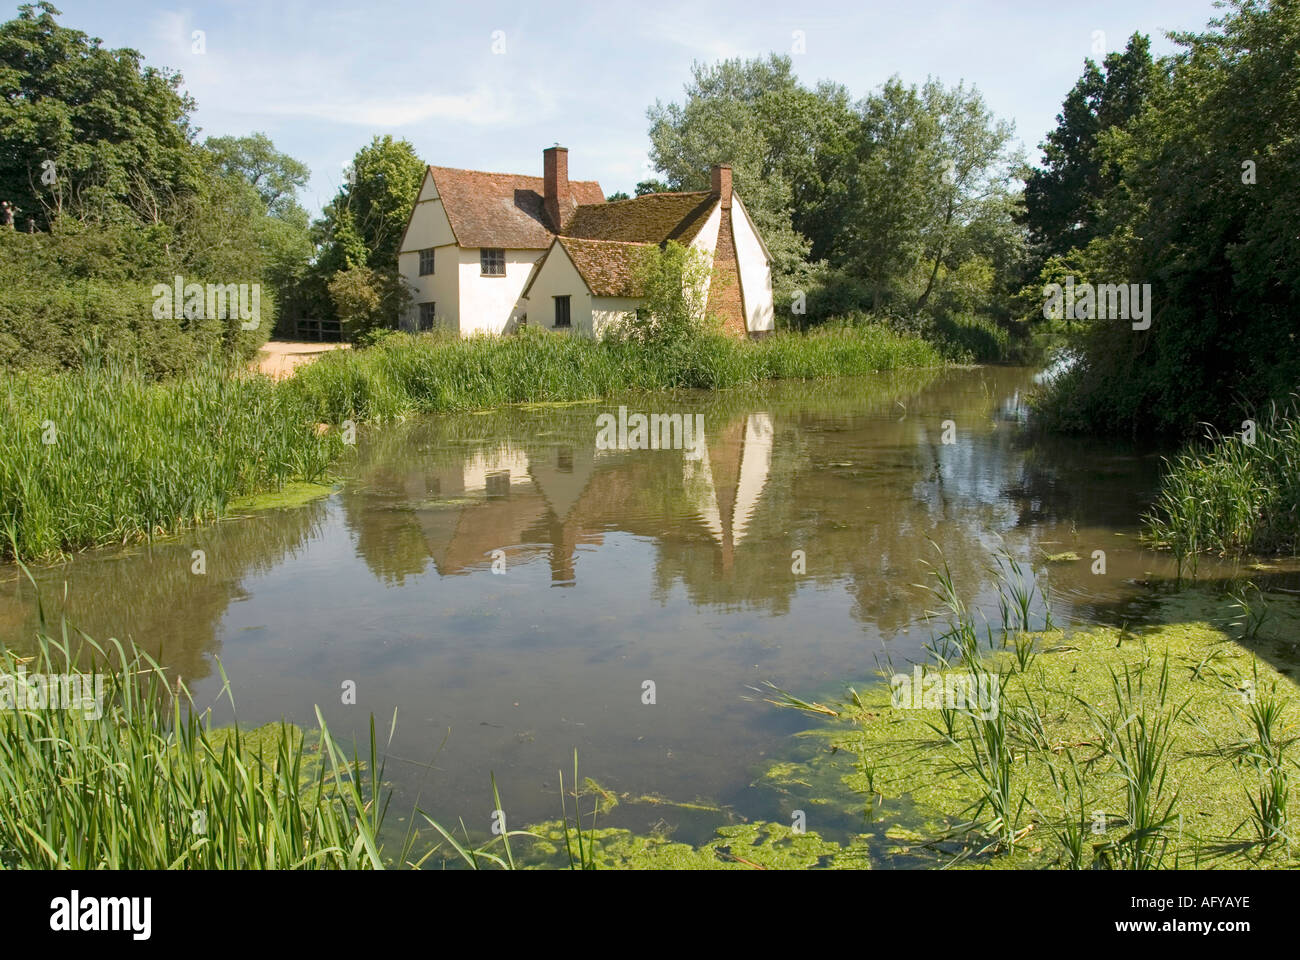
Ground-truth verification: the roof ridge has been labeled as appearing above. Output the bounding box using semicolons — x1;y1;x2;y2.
558;235;656;246
583;191;712;207
427;163;600;187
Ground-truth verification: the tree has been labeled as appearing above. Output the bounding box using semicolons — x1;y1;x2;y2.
0;2;203;228
204;132;309;219
204;133;314;334
1021;34;1155;269
313;135;424;275
824;77;1019;316
646;56;851;308
1036;0;1300;436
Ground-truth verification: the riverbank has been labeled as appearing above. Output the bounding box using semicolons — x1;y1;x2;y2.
289;326;946;423
0;325;944;563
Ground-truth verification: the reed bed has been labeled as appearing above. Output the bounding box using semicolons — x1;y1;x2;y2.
0;358;341;562
0;326;941;562
288;326;945;423
0;623;391;869
1144;401;1300;562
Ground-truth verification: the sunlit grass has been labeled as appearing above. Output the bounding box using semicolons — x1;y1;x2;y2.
288;326;945;423
1145;400;1300;564
0;357;340;562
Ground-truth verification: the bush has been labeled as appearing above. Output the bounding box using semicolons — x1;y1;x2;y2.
327;266;411;342
0;224;270;379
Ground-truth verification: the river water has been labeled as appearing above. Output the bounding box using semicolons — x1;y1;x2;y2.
7;365;1286;851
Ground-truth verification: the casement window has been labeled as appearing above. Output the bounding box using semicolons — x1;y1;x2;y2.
553;295;571;328
480;248;506;276
419;248;435;276
557;447;573;473
418;302;436;331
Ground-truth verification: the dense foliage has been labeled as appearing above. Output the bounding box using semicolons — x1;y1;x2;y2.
1028;0;1300;437
646;56;1027;355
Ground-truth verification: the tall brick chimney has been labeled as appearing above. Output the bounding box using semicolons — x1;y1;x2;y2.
544;146;571;231
711;164;733;210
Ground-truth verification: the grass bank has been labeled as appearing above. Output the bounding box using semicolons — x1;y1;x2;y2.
0;360;340;562
288;326;945;423
1;325;943;562
1144;402;1300;564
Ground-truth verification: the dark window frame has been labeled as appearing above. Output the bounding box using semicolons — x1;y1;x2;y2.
418;302;436;331
553;295;571;329
480;248;506;277
418;248;436;276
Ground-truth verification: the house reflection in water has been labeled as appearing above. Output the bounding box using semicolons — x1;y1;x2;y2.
354;410;776;588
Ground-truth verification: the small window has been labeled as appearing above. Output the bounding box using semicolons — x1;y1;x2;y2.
419;248;435;276
418;302;436;331
557;447;573;473
480;248;505;276
554;295;571;329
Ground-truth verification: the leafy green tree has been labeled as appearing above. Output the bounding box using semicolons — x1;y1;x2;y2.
645;56;1020;334
646;56;849;309
634;179;670;197
1022;34;1155;268
313;135;424;275
204;133;314;334
204;132;309;219
0;2;203;227
823;78;1020;317
1037;0;1300;436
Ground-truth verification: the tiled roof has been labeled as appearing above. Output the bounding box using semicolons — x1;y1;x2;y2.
562;192;716;245
555;237;655;298
428;166;605;248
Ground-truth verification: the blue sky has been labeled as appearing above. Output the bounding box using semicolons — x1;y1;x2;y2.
42;0;1222;215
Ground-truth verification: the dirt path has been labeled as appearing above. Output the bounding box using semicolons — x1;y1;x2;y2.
255;340;349;379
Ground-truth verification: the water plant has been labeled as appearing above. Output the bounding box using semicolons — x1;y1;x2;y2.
1145;400;1300;560
0;622;391;868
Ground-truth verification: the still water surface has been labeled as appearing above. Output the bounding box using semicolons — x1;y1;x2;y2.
6;366;1256;844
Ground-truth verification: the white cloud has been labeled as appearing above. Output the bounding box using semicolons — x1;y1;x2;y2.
255;88;524;127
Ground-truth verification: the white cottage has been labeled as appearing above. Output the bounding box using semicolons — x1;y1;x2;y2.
396;147;775;338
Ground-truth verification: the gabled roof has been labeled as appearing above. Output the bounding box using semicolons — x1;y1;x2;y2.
555;237;655;298
428;166;605;248
562;192;717;245
521;191;725;300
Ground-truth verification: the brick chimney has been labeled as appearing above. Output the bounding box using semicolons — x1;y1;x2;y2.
544;146;571;231
711;164;733;210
